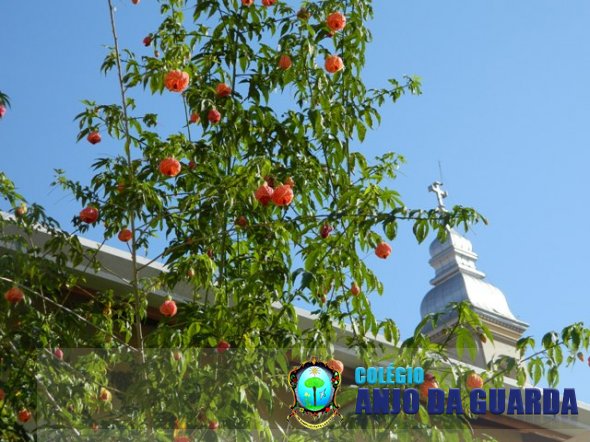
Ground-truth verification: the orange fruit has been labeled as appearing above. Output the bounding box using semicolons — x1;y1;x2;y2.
278;54;292;70
87;131;101;145
271;184;294;206
466;372;484;390
159;158;181;177
159;299;178;317
4;287;24;304
18;408;32;423
79;206;99;224
208;109;221;124
375;241;392;259
419;377;439;401
327;12;346;32
255;183;274;206
215;82;232;98
326;358;344;374
118;228;132;242
325;55;344;73
164;70;190;93
216;340;230;353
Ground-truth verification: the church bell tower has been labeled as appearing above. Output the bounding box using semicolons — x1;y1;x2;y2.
420;182;529;368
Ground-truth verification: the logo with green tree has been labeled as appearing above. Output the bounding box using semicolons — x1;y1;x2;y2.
288;357;342;429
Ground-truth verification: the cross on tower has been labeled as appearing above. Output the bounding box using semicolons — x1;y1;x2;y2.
428;181;448;212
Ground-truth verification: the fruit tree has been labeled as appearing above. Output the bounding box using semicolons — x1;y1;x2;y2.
1;1;589;441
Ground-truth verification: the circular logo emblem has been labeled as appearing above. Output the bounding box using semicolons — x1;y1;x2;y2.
287;357;342;429
295;365;335;412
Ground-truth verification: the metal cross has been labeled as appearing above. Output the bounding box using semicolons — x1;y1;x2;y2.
428;181;448;212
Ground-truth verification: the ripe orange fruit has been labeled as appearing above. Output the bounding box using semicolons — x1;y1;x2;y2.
235;216;248;228
132;0;140;4
261;0;276;6
271;184;294;206
466;372;484;390
53;347;64;361
326;358;344;374
350;283;360;296
419;377;439;401
375;241;392;259
215;83;232;98
160;299;178;317
79;206;99;224
189;112;200;123
208;109;221;124
18;408;32;423
159;158;181;177
143;34;152;46
118;228;132;242
208;420;219;430
216;340;230;353
325;55;344;73
242;0;254;5
87;131;101;145
4;287;24;304
278;54;292;70
326;12;346;32
164;70;190;93
255;183;274;206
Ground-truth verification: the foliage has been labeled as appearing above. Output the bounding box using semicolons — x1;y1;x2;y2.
1;1;589;441
0;91;10;108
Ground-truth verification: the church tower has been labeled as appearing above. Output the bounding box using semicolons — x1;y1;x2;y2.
420;182;529;368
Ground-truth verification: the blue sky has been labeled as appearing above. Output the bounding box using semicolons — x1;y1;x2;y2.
1;1;589;402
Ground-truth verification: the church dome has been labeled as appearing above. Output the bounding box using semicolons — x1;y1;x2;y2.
429;229;473;257
420;229;518;321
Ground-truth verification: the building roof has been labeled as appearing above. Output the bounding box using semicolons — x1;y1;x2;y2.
422;228;528;332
